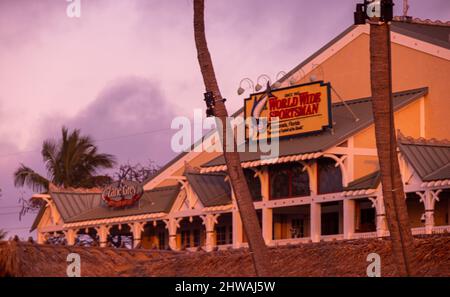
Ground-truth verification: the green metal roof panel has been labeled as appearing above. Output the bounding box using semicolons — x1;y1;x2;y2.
185;173;231;207
344;171;381;191
391;21;450;50
398;137;450;182
50;186;180;224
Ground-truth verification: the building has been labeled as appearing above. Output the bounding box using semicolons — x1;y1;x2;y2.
31;18;450;251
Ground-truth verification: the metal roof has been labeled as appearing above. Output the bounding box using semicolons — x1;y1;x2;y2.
398;135;450;182
205;88;428;167
48;186;180;224
391;21;450;50
344;171;380;191
185;173;231;207
30;206;46;232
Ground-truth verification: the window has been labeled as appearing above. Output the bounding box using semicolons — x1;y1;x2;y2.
216;226;231;245
291;219;305;238
270;164;310;199
359;208;376;232
317;158;343;194
244;169;262;201
292;166;311;197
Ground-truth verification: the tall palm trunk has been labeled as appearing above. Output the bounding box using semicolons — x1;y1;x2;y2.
193;0;271;276
370;22;417;276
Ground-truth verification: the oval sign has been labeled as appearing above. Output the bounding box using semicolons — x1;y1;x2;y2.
102;180;144;208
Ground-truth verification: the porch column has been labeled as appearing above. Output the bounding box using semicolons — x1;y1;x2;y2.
232;209;243;248
131;222;145;248
64;229;77;246
370;195;388;238
310;202;321;242
418;190;441;234
165;218;181;251
37;231;45;244
262;208;273;245
343;199;355;239
201;214;219;252
258;168;272;245
95;225;110;248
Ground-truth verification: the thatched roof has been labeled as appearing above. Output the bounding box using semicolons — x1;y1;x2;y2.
1;234;449;276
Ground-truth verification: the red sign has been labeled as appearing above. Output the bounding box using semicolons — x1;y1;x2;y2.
101;180;144;208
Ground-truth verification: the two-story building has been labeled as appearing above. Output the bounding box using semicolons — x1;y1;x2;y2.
31;18;450;251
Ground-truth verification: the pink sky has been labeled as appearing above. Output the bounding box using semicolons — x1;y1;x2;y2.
0;0;449;238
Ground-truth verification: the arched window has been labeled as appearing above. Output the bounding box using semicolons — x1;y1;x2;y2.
244;169;262;201
270;163;310;199
317;158;343;194
291;166;311;197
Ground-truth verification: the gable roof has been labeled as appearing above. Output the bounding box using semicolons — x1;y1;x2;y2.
398;134;450;182
29;206;46;232
185;173;231;207
34;186;180;227
344;171;381;191
279;19;449;88
143;19;448;188
391;20;450;49
204;88;428;168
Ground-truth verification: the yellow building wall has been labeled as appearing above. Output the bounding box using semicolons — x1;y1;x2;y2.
354;155;379;180
295;32;449;140
352;98;422;179
153;28;450;188
296;34;372;101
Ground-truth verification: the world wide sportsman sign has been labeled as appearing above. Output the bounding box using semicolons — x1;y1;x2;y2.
244;81;332;140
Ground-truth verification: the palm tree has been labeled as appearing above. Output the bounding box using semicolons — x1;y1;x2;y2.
369;21;417;276
193;0;271;276
14;127;116;192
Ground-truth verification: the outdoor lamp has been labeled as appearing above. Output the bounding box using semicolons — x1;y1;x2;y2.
381;0;394;22
204;91;215;117
273;71;286;89
237;78;255;95
354;0;394;25
255;74;271;92
354;3;366;25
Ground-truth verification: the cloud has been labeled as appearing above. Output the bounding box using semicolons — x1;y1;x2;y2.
42;76;179;166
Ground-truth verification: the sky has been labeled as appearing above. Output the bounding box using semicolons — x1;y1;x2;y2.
0;0;449;239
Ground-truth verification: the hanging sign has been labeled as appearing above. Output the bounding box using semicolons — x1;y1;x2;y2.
102;180;144;208
244;81;332;140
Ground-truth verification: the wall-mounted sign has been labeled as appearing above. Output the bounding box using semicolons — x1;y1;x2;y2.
244;81;332;140
102;180;144;208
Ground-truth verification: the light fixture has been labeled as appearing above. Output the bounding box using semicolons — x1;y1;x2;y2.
289;69;305;86
204;91;215;117
237;78;255;95
255;74;271;92
273;71;287;89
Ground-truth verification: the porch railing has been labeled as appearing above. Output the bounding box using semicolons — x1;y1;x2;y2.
432;225;450;234
270;237;311;247
321;234;344;241
352;231;377;239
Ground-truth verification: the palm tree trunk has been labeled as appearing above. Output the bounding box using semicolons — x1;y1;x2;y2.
193;0;272;276
370;22;417;276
